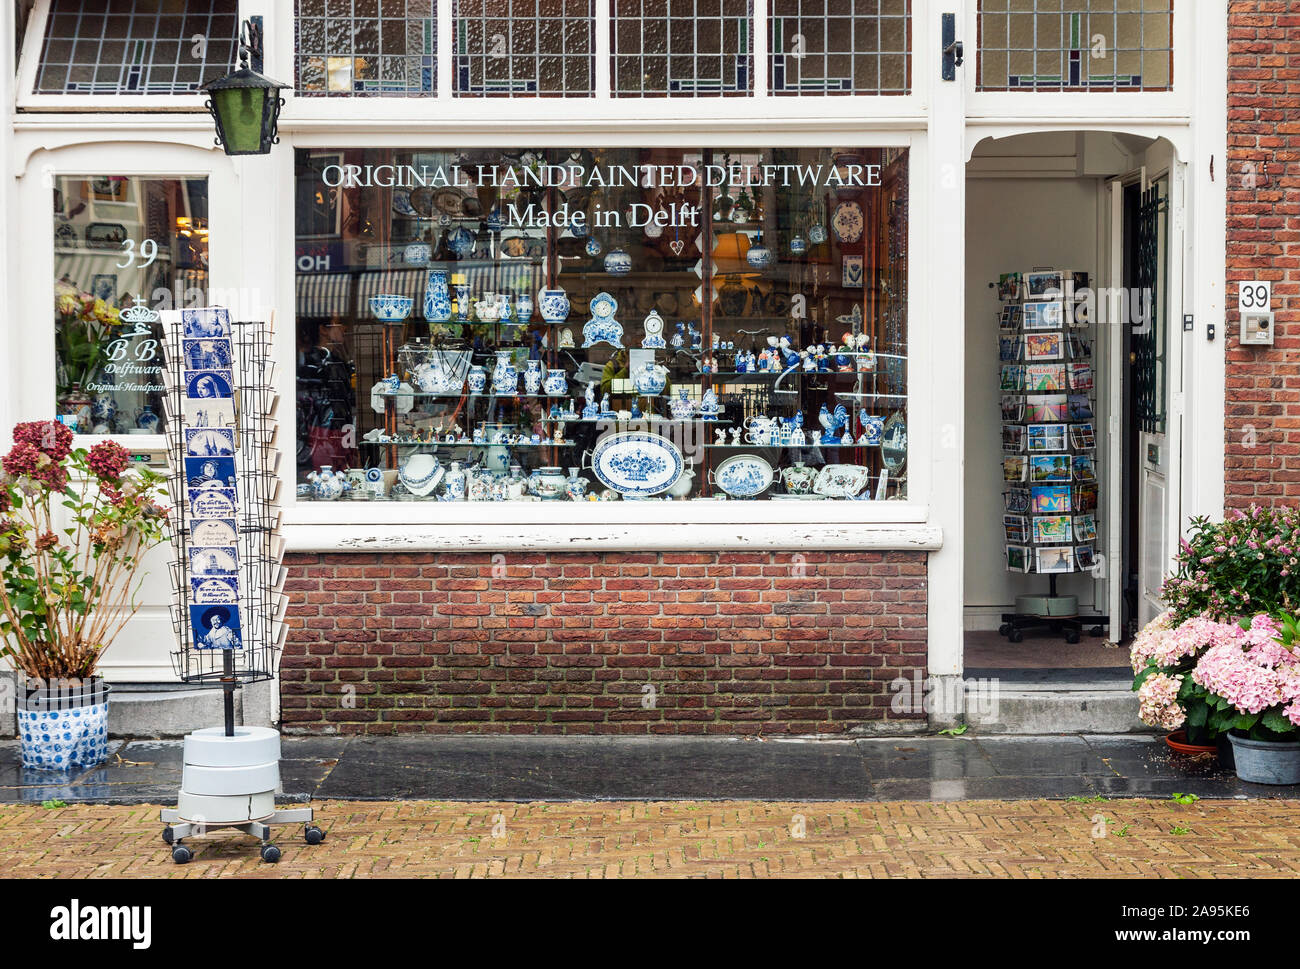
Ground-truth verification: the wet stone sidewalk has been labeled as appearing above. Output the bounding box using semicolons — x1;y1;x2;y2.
1;734;1296;804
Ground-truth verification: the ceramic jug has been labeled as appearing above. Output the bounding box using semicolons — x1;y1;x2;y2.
423;269;452;322
538;287;570;323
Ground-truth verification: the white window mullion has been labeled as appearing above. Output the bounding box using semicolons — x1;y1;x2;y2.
595;0;611;99
752;0;768;98
437;0;453;98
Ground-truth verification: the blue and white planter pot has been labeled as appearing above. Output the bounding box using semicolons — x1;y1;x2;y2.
18;680;111;771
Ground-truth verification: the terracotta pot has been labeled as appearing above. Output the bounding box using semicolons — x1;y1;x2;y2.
1165;730;1218;756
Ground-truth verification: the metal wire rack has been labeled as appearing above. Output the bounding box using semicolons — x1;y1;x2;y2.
160;313;285;687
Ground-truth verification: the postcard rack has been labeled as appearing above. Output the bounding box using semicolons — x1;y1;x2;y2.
160;312;287;722
995;270;1108;644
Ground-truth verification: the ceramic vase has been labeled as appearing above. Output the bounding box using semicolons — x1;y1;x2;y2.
423;269;452;322
524;359;543;395
468;365;487;394
538;287;570;323
544;368;568;397
492;350;517;395
515;292;533;322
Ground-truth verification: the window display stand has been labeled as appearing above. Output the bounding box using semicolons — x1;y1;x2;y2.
995;271;1108;644
158;312;322;864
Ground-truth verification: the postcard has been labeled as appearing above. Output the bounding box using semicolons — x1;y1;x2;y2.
187;486;237;518
1027;423;1068;452
1030;454;1072;483
1026;271;1065;299
1074;515;1098;543
1004;515;1030;544
1006;545;1031;573
1025;394;1067;422
1075;546;1096;571
185;369;234;400
185;427;236;456
1003;456;1027;482
998;273;1023;301
1067;395;1094;422
189;545;238;578
1036;546;1077;574
999;335;1020;362
1068;363;1094;391
1070;423;1097;449
184;456;237;492
1001;395;1025;421
183;338;233;371
1004;488;1031;513
1025;331;1063;360
1002;425;1026;452
182;397;236;428
1032;485;1072;514
1000;365;1025;392
190;602;242;651
1024;364;1066;393
190;518;238;546
1073;454;1097;481
1023;300;1065;330
1033;515;1073;544
1073;483;1099;513
182;307;232;339
191;576;239;604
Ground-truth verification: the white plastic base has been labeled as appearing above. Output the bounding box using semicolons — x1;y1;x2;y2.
1014;594;1079;618
176;790;276;824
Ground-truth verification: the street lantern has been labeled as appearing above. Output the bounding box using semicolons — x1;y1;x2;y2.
203;20;288;156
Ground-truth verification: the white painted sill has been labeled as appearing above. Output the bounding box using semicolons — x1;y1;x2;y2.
282;501;941;553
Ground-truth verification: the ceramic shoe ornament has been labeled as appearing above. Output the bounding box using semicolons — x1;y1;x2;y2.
641;310;667;348
582;292;624;349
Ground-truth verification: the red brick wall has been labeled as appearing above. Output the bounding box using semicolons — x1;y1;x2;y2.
1225;1;1300;507
280;551;928;735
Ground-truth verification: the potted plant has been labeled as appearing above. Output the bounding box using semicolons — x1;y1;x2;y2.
1190;612;1300;784
0;421;169;770
1132;506;1300;755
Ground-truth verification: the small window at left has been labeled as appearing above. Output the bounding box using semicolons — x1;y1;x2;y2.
34;0;239;96
54;175;210;436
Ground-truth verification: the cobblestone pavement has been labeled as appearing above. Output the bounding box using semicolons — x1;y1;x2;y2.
3;798;1299;878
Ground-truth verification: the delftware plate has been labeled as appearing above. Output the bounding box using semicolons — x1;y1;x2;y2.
591;431;683;497
714;454;774;499
832;201;864;244
812;463;872;498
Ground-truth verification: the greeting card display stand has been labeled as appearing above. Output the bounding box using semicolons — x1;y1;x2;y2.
157;310;321;864
993;271;1108;645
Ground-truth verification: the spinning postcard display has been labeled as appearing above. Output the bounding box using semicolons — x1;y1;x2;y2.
996;270;1100;578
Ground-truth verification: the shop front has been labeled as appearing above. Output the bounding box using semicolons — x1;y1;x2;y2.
4;1;1229;736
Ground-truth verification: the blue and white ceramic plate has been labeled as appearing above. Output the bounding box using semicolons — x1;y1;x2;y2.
832;201;864;244
714;454;774;499
591;431;683;497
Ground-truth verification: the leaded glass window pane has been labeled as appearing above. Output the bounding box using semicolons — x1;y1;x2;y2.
611;0;753;97
977;0;1173;92
296;0;437;96
454;0;595;97
770;0;910;95
34;0;238;96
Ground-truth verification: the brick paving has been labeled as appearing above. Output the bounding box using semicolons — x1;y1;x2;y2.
3;798;1299;878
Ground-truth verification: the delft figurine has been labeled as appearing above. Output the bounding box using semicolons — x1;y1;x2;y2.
524;359;543;395
630;401;642;419
599;393;614;418
671;322;686;349
699;389;719;420
582;382;599;419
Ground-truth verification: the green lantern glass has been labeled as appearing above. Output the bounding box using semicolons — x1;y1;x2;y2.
202;32;288;156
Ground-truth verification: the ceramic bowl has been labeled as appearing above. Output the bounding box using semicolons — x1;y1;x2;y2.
370;294;414;322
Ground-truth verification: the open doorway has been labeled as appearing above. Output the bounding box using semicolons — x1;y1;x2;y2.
963;131;1179;673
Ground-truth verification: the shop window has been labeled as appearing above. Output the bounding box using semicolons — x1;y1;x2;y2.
33;0;238;96
296;0;437;96
454;0;595;97
611;0;753;96
293;148;909;504
977;0;1173;92
53;176;210;436
769;0;910;95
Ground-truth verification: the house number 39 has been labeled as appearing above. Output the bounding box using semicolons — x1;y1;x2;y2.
117;238;158;269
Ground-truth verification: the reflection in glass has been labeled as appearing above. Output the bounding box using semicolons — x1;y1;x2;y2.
293;147;908;503
53;176;210;436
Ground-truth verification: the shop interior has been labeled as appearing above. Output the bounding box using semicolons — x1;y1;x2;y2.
963;130;1175;673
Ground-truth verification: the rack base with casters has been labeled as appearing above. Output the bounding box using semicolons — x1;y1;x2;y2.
159;725;324;864
160;806;322;864
997;613;1107;645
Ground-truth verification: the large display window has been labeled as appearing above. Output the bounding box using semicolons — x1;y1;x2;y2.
293;146;907;503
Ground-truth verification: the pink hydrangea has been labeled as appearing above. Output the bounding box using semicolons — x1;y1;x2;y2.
1137;671;1186;731
1150;614;1241;668
1130;610;1176;673
1191;613;1300;720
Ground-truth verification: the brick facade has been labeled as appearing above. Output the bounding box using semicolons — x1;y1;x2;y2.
280;551;928;735
1225;1;1300;507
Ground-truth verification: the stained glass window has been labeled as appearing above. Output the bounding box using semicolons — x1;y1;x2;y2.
296;0;437;96
611;0;753;97
454;0;595;97
978;0;1173;92
769;0;910;95
34;0;238;96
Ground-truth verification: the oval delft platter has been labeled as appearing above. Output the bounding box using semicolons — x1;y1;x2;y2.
831;201;864;244
714;454;774;499
812;463;872;498
591;431;683;497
